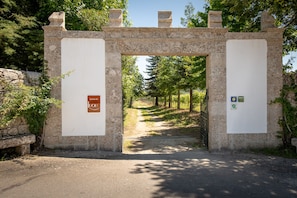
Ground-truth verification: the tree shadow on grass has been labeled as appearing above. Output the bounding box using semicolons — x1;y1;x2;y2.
138;105;200;127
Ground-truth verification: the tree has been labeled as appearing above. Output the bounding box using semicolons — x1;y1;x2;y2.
122;56;143;108
181;3;207;112
0;0;42;71
207;0;297;53
145;56;161;106
156;56;178;108
183;56;206;112
0;0;129;71
181;2;207;28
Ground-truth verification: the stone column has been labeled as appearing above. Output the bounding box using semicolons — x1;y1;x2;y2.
208;11;223;28
42;12;66;148
158;11;172;28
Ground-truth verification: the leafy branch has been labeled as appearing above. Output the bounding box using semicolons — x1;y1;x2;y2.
0;71;70;136
273;73;297;148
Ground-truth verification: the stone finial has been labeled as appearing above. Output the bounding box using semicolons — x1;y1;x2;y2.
109;9;123;27
158;11;172;28
48;11;65;29
208;11;222;28
261;11;275;31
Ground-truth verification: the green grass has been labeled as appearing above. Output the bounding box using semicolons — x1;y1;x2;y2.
251;146;297;159
151;106;200;127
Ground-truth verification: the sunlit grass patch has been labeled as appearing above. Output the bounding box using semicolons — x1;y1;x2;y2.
124;107;138;136
148;131;161;136
123;140;134;151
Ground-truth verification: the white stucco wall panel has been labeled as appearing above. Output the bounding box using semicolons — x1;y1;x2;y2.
61;38;106;136
226;39;267;134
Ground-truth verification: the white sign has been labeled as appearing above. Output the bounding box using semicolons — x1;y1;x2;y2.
61;38;106;136
226;39;267;134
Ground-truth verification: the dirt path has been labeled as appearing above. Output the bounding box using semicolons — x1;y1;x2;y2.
123;105;199;154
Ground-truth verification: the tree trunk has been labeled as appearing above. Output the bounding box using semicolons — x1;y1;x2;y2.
155;96;159;106
189;88;193;112
169;94;172;108
164;96;167;107
177;90;180;109
128;96;133;108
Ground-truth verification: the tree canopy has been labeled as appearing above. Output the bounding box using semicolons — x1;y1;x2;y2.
0;0;129;71
206;0;297;54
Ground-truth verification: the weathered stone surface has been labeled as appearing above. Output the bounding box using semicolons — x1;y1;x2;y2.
0;68;24;85
158;11;172;28
109;9;122;27
0;134;35;155
261;11;275;31
42;10;284;152
208;11;223;28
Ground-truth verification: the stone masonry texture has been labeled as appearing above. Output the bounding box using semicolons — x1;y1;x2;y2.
43;11;284;151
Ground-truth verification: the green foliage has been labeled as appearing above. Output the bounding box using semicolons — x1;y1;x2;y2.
145;55;206;111
207;0;297;53
181;2;207;28
0;72;68;135
1;0;129;72
273;71;297;148
122;56;144;109
0;0;42;71
160;91;205;111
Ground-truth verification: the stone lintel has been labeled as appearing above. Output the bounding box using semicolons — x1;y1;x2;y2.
109;9;123;27
158;11;172;28
208;11;223;28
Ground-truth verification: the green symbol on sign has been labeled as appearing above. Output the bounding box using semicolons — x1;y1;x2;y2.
231;104;237;110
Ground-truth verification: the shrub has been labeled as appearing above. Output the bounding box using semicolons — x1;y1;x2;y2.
0;72;67;135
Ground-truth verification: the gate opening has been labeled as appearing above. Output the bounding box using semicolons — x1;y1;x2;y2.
122;55;208;154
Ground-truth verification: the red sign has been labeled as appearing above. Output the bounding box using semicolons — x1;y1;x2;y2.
88;95;100;112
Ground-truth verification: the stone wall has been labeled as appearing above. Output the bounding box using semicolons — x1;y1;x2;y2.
42;10;284;151
0;68;40;138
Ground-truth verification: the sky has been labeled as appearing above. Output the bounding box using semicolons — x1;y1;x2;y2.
127;0;206;78
127;0;296;77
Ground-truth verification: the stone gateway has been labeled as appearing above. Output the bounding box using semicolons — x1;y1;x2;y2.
43;10;283;151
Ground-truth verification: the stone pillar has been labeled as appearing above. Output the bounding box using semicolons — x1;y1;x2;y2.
208;11;223;28
42;12;66;148
261;11;275;31
158;11;172;28
109;9;123;27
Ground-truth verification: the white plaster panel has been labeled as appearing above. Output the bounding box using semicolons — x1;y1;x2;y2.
61;38;105;136
226;40;267;133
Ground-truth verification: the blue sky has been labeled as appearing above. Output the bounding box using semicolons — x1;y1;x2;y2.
127;0;296;76
127;0;205;27
127;0;206;77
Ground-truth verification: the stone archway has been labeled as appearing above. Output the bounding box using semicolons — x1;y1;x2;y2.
43;10;283;151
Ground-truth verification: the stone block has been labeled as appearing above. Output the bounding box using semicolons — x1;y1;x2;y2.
48;11;65;29
261;11;275;31
158;11;172;28
0;134;35;155
208;11;222;28
109;9;122;27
